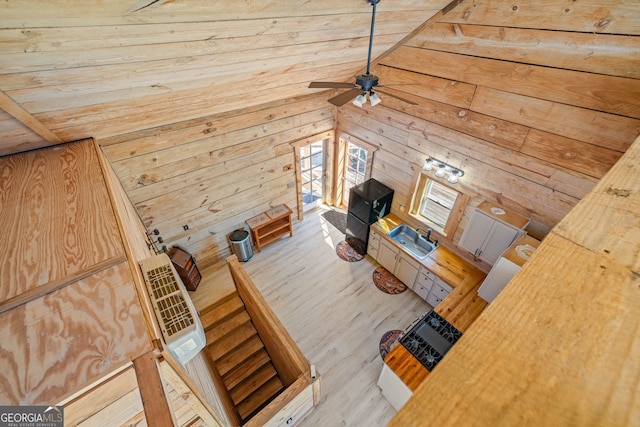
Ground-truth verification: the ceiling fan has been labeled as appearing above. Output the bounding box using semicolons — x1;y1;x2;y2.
309;0;417;107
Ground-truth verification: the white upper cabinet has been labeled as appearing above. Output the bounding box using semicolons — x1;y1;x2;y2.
459;201;529;265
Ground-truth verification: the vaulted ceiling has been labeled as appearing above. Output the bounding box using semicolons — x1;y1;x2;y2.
0;0;454;155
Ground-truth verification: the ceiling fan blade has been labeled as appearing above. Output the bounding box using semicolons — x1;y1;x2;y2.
309;81;356;89
327;88;363;107
376;89;418;106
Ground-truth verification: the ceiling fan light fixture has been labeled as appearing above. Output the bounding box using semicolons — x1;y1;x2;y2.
369;91;381;106
353;93;367;107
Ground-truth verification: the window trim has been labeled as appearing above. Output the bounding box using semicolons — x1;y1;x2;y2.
334;132;377;208
408;170;469;238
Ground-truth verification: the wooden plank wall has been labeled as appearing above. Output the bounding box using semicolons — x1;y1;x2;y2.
0;0;441;155
101;93;335;266
337;0;640;249
0;140;152;405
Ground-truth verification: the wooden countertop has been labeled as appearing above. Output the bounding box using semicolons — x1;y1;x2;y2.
371;214;486;294
502;234;541;267
376;214;487;391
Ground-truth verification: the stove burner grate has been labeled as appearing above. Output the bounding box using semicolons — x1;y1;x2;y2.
399;310;462;371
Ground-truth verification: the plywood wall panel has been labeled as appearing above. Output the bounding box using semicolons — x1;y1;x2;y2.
408;23;640;79
0;141;123;304
0;261;150;405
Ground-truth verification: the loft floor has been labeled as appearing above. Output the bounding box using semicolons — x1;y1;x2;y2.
194;205;431;426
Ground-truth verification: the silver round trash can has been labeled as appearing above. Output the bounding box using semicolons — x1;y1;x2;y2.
229;229;253;261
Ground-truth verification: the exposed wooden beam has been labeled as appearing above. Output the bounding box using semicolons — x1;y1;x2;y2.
133;351;175;427
0;90;63;145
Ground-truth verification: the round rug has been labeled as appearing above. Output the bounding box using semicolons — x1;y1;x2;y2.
379;329;403;360
372;267;407;294
335;240;364;262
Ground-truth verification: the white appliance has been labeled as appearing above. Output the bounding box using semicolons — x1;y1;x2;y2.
139;253;205;365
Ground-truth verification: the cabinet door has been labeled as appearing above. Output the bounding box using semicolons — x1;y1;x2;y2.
368;228;381;260
477;257;521;303
479;221;521;264
378;239;398;273
395;252;420;288
459;210;494;256
378;364;412;412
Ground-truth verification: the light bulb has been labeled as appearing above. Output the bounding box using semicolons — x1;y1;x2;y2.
369;92;381;106
435;166;446;178
423;158;434;171
447;172;459;184
353;93;367;107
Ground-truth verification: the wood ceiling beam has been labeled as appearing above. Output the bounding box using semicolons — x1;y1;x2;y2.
0;90;63;145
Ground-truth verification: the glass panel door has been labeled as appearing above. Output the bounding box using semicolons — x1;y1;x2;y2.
343;141;368;205
300;140;325;212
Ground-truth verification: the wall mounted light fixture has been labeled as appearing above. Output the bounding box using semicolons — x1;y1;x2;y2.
423;156;464;184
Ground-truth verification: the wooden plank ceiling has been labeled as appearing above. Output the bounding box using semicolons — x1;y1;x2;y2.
0;0;450;156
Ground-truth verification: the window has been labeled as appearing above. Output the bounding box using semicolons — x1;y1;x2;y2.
335;133;376;208
410;172;468;236
343;142;368;202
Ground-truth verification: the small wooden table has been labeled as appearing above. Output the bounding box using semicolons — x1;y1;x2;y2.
246;204;293;252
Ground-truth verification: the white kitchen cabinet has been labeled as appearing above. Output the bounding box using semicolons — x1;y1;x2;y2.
477;234;541;303
377;238;420;287
367;228;381;259
378;238;399;274
412;269;435;300
477;257;521;303
459;202;528;265
378;364;412;412
395;252;420;288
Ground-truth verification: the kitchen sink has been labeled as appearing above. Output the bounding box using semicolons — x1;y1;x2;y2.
388;224;438;259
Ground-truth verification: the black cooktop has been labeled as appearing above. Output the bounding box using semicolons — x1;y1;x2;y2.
399;310;462;371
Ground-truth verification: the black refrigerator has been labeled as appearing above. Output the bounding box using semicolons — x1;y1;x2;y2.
345;178;394;255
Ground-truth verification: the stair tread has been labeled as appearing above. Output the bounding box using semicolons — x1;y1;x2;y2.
205;310;251;343
216;334;265;377
229;362;278;404
223;348;271;391
199;293;244;330
206;322;258;361
236;376;284;421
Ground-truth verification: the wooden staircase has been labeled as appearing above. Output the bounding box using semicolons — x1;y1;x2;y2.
200;292;285;424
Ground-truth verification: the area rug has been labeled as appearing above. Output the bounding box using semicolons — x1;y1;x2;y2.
335;240;364;262
372;267;407;294
321;209;347;234
379;329;403;360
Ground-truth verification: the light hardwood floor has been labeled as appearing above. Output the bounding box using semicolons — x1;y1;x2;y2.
194;206;431;426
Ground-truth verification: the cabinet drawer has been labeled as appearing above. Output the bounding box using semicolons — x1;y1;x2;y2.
413;283;430;301
416;270;435;288
434;278;453;294
431;283;451;300
426;292;442;307
187;265;201;287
